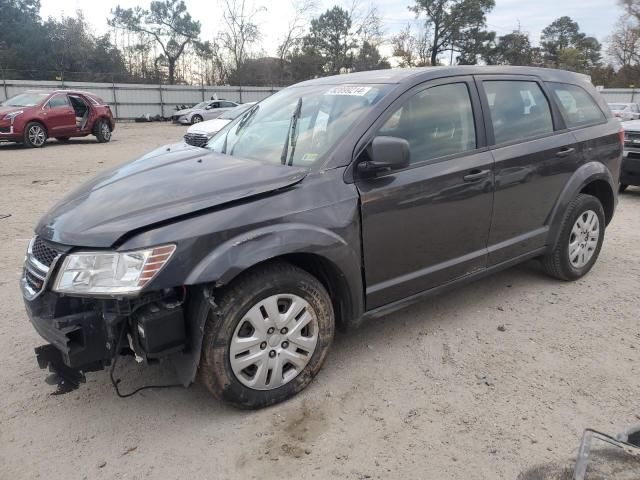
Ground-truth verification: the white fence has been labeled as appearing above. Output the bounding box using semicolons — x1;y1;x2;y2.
598;88;640;104
1;78;635;118
0;79;282;119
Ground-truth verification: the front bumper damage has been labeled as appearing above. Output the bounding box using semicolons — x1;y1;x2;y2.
24;288;196;395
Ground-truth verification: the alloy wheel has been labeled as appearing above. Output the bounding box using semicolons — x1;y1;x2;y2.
101;122;111;141
28;125;46;146
568;209;599;268
229;293;319;390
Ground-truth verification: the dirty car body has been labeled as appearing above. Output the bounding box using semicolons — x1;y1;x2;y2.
22;67;622;404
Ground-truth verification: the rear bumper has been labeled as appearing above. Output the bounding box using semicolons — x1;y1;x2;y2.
621;153;640;186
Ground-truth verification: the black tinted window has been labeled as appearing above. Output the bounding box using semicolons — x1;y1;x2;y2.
221;101;236;108
48;95;69;108
484;81;553;145
379;83;476;164
547;83;606;128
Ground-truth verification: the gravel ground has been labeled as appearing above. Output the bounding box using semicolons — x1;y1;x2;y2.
0;123;638;479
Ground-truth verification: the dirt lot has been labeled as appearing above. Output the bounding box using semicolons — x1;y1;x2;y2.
0;123;639;479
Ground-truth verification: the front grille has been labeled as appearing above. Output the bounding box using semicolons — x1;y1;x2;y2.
184;133;209;147
625;132;640;146
22;236;62;299
32;236;60;267
0;127;10;134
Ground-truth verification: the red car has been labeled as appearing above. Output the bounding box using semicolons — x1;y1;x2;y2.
0;90;115;148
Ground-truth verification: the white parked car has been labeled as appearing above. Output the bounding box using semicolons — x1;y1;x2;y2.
183;102;256;147
171;99;239;125
608;102;640;122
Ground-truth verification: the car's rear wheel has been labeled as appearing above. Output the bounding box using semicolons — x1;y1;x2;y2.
94;119;112;143
55;136;70;143
199;262;334;408
191;114;203;124
619;183;628;193
541;193;605;281
23;122;47;148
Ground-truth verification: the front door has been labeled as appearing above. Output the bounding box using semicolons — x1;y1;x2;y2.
43;94;76;135
356;78;495;309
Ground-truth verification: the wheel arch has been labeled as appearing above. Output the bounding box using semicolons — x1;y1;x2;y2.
184;223;364;330
546;162;616;250
25;119;49;135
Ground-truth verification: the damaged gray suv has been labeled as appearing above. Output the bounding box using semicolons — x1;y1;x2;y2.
22;67;622;408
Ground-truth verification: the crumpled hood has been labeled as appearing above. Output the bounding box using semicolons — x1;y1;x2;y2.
36;143;307;247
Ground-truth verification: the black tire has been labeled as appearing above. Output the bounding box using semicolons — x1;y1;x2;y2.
199;261;334;408
191;114;203;124
619;183;628;193
541;193;606;281
23;122;47;148
55;136;70;142
94;119;112;143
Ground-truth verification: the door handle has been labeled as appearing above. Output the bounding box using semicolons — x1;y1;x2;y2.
556;147;575;158
463;169;490;182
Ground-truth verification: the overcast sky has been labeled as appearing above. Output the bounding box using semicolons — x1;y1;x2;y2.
39;0;623;61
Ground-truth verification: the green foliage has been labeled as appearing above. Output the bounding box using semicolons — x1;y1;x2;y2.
0;0;127;81
540;16;601;71
484;31;536;66
302;6;356;75
411;0;495;65
352;41;391;71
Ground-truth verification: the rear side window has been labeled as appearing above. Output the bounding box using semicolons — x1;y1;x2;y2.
378;83;476;164
547;83;606;128
483;81;553;145
47;95;69;108
221;101;236;108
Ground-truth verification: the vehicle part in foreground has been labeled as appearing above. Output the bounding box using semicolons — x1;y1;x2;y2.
574;426;640;480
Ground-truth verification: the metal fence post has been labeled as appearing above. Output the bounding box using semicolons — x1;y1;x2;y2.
1;75;7;101
239;85;242;103
112;78;119;119
159;82;165;119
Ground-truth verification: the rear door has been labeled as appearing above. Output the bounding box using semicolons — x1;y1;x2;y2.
475;75;580;265
356;76;495;309
43;94;76;135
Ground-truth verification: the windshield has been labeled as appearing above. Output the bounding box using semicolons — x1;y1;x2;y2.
3;93;48;107
219;103;255;120
207;84;391;167
609;104;628;110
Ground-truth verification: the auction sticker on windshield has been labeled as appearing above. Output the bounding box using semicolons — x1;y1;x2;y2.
325;86;372;96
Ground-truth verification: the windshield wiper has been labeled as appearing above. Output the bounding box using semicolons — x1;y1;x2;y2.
281;98;302;166
222;104;259;154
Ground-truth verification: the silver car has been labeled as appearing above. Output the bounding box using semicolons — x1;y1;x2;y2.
172;100;239;125
608;102;640;122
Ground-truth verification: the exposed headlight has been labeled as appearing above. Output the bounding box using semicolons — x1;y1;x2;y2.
53;245;175;295
3;110;23;121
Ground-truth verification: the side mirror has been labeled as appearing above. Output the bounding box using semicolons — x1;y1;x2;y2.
358;136;410;176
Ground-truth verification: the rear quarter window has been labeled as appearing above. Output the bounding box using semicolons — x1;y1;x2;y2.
547;83;605;128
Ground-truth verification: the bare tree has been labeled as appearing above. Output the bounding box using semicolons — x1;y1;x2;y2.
607;16;640;67
392;23;431;67
109;0;201;84
220;0;264;84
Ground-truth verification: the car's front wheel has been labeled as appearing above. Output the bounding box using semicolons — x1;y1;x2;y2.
541;193;605;281
23;122;47;148
199;262;334;408
191;114;203;124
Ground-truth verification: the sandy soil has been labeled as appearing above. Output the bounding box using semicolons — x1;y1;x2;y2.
0;123;638;479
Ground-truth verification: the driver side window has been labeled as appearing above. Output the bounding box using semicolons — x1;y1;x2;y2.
378;83;477;165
